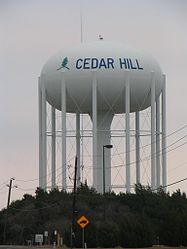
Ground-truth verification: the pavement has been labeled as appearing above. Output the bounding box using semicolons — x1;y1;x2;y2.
0;246;53;249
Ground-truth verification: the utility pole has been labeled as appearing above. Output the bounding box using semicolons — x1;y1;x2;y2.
3;177;16;244
71;156;78;249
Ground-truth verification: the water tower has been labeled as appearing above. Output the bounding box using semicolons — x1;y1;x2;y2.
38;41;166;193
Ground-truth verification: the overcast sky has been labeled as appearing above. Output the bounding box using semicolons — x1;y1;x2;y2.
0;0;187;209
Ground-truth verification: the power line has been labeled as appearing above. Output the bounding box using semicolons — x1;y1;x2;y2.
81;124;187;157
15;125;187;185
84;135;187;169
13;132;187;192
8;176;187;213
153;177;187;191
0;180;9;187
15;155;76;183
13;124;187;185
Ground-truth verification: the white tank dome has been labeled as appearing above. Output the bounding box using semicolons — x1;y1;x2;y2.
41;41;163;113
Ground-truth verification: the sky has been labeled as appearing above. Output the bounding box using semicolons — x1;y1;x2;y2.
0;0;187;209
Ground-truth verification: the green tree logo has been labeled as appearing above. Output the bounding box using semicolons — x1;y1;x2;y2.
57;57;70;70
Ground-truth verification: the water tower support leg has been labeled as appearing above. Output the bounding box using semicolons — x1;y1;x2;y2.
61;75;67;190
51;107;56;190
135;111;140;184
76;112;81;187
38;77;43;189
162;75;167;191
151;72;156;190
41;77;47;190
92;72;98;191
125;75;131;192
156;95;161;189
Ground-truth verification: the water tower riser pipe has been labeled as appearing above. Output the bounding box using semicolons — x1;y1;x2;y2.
90;111;114;193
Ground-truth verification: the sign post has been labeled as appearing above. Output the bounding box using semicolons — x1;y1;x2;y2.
77;215;90;249
82;227;84;249
44;231;48;245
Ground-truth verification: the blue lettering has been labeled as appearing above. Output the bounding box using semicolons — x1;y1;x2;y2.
83;58;90;69
129;59;137;69
136;59;143;70
76;59;83;69
119;58;127;69
91;58;98;69
76;57;143;70
107;58;114;69
99;58;107;69
126;59;130;69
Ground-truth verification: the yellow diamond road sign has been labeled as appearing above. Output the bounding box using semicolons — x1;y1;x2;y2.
77;215;90;229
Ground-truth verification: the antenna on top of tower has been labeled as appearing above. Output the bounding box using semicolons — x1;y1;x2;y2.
80;2;83;43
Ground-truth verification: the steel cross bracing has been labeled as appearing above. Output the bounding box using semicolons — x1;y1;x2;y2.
43;112;164;192
39;73;167;193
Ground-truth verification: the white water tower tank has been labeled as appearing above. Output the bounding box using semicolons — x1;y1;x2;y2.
39;41;166;193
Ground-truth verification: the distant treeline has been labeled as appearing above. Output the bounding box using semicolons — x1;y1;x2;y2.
0;183;187;247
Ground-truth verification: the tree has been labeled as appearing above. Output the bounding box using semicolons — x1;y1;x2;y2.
96;221;119;248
